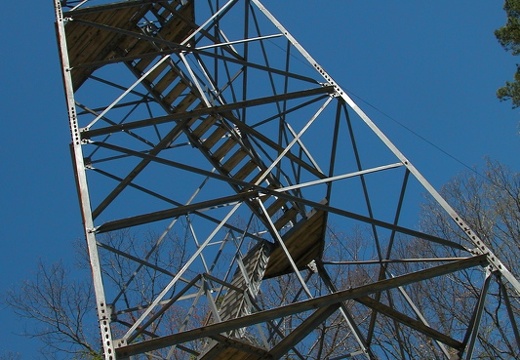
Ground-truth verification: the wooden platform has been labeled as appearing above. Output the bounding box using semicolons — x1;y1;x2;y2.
198;337;268;360
264;200;328;278
64;0;195;90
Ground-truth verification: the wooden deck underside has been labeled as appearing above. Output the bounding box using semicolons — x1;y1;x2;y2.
64;0;194;90
198;337;267;360
264;203;327;278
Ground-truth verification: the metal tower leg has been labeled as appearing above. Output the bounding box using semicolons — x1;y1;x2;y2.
53;1;520;359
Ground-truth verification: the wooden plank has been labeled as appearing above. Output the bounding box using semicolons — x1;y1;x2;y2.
64;1;195;90
125;3;194;57
67;5;149;89
152;2;171;24
198;338;267;360
264;205;327;278
222;149;248;173
265;197;286;216
164;81;189;106
212;137;237;162
215;241;271;349
192;116;218;138
68;7;135;60
273;207;299;230
124;3;194;57
154;69;180;94
174;92;199;112
134;54;158;73
233;161;258;181
143;58;169;81
202;126;228;150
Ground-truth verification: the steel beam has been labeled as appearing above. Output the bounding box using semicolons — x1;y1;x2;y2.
115;255;487;356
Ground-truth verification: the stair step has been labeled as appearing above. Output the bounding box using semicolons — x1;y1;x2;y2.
202;126;228;150
218;241;272;321
130;3;194;66
154;70;179;94
144;59;170;82
264;201;328;279
155;0;181;19
233;161;258;181
134;56;158;74
174;92;199;112
197;338;269;360
192;116;218;139
125;35;152;59
152;3;173;23
155;7;192;47
222;149;248;173
212;137;237;162
265;197;286;216
163;81;189;105
273;207;299;230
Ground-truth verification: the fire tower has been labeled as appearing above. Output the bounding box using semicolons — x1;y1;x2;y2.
54;1;520;359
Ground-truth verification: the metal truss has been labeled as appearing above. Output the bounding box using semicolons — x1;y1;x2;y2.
53;1;520;359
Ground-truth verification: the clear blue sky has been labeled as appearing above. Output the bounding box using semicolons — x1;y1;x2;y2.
1;1;518;357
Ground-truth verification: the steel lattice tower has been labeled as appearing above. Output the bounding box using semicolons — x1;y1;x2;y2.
54;1;520;359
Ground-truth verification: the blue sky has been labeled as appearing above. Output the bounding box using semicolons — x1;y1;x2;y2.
1;1;518;358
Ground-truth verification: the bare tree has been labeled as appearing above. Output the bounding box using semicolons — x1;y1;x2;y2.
6;161;520;359
420;160;519;266
0;352;22;360
5;229;187;360
398;159;520;359
5;260;101;359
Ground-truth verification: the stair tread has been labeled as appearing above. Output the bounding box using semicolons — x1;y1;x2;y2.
164;81;189;105
222;149;248;173
154;70;179;93
192;116;218;138
202;126;228;149
273;207;299;230
233;161;258;181
212;137;238;161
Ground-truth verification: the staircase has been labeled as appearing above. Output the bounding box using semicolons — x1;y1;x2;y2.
117;4;329;356
65;2;328;357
